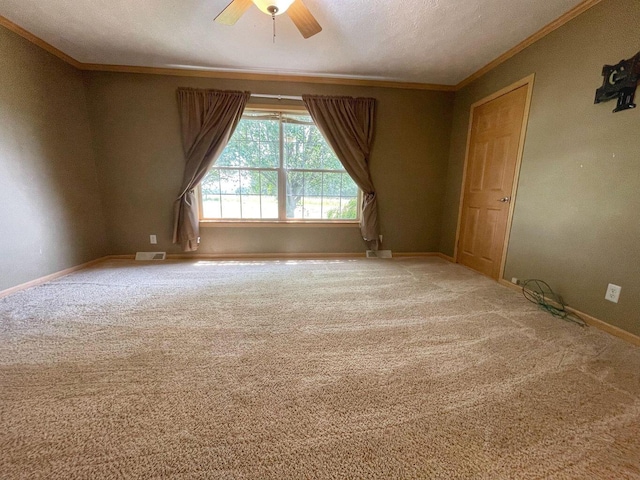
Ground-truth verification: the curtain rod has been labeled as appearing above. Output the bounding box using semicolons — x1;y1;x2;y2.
251;93;303;101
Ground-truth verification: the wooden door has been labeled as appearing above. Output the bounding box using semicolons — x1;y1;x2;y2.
457;85;528;279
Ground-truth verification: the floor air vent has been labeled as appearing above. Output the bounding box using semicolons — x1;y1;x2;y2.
135;252;167;261
366;250;393;258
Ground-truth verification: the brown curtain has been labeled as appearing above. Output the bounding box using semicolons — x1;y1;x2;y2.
302;95;378;243
173;88;250;251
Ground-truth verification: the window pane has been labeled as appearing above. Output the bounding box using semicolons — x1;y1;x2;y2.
327;197;358;220
322;196;342;219
201;169;221;195
259;170;278;219
217;119;279;168
286;196;300;218
261;195;278;219
220;170;240;194
302;196;323;219
323;172;342;196
201;194;221;218
324;157;343;170
342;173;358;196
304;172;322;196
241;195;262;219
240;170;260;195
220;195;241;218
261;171;277;196
286;172;304;218
283;121;342;170
284;123;317;169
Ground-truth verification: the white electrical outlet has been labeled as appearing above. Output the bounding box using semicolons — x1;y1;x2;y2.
150;234;157;245
605;283;621;303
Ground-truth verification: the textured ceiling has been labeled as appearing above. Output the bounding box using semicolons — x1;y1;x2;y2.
0;0;586;85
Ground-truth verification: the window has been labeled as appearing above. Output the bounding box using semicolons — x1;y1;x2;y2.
200;111;359;222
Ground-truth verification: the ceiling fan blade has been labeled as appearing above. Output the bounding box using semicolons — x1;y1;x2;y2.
287;0;322;39
214;0;253;25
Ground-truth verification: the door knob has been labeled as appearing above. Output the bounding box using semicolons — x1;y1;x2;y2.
497;197;511;203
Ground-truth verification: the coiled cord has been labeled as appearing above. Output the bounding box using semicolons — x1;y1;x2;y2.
521;279;586;327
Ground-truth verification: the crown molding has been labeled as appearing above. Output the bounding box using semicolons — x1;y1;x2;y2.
0;15;82;69
1;0;602;92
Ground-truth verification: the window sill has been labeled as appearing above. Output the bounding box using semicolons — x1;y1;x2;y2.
199;220;360;228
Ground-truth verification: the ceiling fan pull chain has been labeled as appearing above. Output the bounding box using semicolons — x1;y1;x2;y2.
272;13;276;43
266;5;279;43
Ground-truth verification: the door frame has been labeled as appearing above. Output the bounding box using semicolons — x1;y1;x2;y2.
453;74;535;279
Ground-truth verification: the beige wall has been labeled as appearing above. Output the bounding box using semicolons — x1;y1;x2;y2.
440;0;640;335
0;26;107;291
83;73;454;255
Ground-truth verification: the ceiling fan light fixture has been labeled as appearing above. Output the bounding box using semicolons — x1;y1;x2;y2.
252;0;295;16
214;0;322;39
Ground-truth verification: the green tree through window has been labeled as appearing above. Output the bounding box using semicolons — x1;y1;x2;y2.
200;111;359;221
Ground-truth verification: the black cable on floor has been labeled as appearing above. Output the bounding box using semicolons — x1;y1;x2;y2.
521;279;586;327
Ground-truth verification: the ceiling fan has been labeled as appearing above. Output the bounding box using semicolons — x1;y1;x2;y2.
214;0;322;39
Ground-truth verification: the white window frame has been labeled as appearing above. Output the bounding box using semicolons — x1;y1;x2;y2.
198;106;361;226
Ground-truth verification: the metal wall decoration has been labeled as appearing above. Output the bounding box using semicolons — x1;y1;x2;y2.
594;52;640;113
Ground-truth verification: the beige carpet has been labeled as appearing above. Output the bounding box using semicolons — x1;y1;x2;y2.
1;257;639;479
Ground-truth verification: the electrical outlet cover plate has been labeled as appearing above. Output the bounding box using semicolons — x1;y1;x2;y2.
605;283;621;303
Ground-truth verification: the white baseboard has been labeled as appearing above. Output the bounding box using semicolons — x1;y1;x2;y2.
167;251;449;260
